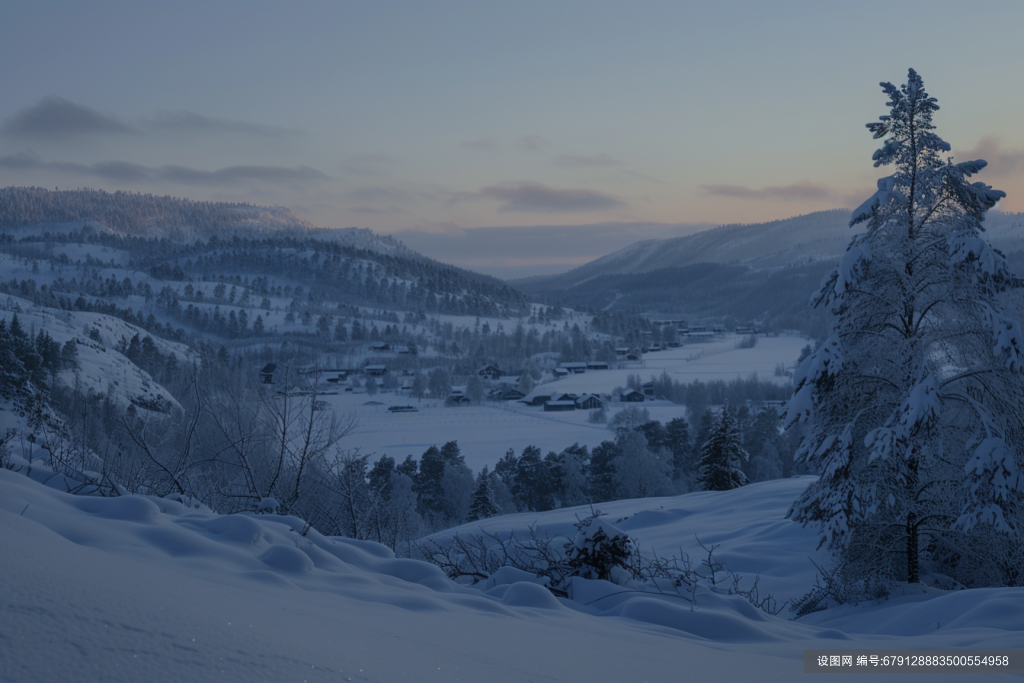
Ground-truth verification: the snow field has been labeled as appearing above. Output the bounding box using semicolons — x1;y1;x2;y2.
2;469;1019;683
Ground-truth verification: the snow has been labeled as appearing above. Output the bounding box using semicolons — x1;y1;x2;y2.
317;335;805;473
2;469;1019;682
0;294;189;412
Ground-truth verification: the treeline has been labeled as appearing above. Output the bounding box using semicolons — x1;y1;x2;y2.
0;313;79;397
2;226;530;319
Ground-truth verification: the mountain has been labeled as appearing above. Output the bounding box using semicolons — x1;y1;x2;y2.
514;209;1024;336
512;210;852;291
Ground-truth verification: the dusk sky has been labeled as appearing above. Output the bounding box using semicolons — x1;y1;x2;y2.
2;1;1022;243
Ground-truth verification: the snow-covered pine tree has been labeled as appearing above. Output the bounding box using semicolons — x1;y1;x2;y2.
467;466;501;521
696;403;749;491
787;69;1023;588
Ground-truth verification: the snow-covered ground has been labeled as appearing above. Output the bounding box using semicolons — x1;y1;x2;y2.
326;335;806;472
2;469;1019;682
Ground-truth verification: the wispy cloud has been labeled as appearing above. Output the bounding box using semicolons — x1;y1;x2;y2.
351;206;405;215
144;110;294;137
699;180;832;202
516;135;550;152
956;136;1024;177
463;137;497;151
0;150;330;187
479;182;627;213
1;96;300;143
553;153;623;167
1;96;138;139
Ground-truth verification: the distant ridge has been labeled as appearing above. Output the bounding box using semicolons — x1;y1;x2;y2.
511;209;852;290
513;208;1024;291
0;186;316;241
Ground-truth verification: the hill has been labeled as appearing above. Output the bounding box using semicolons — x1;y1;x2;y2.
0;186;320;240
514;209;1024;337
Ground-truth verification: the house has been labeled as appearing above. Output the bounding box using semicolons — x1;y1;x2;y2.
621;390;645;403
477;364;502;380
551;392;578;403
575;394;604;410
642;381;655;397
446;391;471;407
553;368;570;378
529;394;553;406
488;384;525;401
259;363;277;384
560;362;587;374
586;361;609;370
369;342;391;352
615;347;631;357
543;400;576;412
364;364;387;377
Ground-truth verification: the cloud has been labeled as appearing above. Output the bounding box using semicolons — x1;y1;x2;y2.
553;153;623;167
1;96;138;139
479;182;627;213
158;164;330;186
144;110;294;137
463;137;497;151
955;136;1024;177
699;180;833;202
516;135;550;152
351;206;405;215
623;170;662;184
0;150;330;187
350;186;410;204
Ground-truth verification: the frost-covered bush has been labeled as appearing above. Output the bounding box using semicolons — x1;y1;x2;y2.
564;513;634;585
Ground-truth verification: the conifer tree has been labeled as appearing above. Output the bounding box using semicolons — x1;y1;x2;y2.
696;403;748;491
786;69;1023;587
467;466;501;521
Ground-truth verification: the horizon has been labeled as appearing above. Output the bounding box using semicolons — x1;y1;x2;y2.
1;1;1022;267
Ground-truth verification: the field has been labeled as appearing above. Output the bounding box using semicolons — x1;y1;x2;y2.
325;334;809;471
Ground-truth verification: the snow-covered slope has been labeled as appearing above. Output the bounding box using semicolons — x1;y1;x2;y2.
518;209;1024;291
0;295;190;412
2;468;1018;683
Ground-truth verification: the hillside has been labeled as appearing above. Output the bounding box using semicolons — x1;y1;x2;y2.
515;209;1024;292
515;209;1024;336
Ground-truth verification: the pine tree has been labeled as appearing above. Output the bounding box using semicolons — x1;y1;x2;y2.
696;403;748;491
467;466;501;521
786;69;1023;587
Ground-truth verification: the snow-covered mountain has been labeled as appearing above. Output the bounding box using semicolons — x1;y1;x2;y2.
516;209;1024;292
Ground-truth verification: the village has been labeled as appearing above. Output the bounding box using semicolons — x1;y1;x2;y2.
251;329;805;473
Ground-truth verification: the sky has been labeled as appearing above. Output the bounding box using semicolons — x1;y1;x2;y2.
1;1;1023;248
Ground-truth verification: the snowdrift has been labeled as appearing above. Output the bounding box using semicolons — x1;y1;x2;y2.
1;469;1019;682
